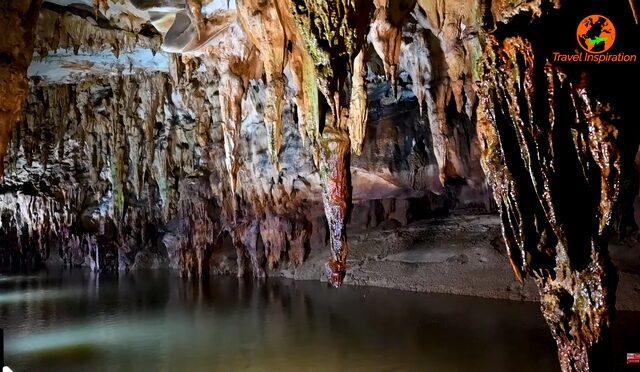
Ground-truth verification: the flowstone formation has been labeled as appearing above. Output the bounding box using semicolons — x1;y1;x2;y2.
476;1;639;370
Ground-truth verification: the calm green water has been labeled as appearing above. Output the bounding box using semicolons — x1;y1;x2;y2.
0;269;632;371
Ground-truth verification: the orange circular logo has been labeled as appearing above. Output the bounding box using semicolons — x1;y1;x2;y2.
577;15;616;54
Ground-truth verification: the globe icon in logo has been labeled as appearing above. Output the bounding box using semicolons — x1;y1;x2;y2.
577;15;616;54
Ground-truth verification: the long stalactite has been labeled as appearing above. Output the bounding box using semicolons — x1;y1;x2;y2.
288;0;375;286
237;0;288;166
476;30;622;372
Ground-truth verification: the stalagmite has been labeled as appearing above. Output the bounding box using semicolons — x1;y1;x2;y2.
237;0;287;165
477;34;622;372
0;0;43;177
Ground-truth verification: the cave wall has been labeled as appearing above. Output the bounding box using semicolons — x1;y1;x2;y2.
1;1;639;371
0;57;487;275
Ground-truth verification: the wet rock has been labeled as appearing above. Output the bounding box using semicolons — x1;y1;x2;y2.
475;3;639;367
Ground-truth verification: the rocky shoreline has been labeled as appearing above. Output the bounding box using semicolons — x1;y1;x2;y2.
280;214;640;312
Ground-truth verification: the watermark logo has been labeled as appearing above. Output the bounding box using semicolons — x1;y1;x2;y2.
577;15;616;54
552;14;636;63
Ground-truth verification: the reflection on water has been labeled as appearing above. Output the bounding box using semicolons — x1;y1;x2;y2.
0;269;630;371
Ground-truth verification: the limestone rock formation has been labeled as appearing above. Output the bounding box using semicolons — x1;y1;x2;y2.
1;1;638;370
0;1;43;176
476;1;640;370
1;0;488;278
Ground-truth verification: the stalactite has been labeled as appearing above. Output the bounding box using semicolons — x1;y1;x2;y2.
287;44;321;164
369;0;416;99
400;25;459;188
219;71;245;193
233;220;265;278
319;128;351;287
400;26;431;116
288;0;374;286
287;215;309;265
347;50;368;155
411;1;482;186
186;0;206;41
35;8;162;58
177;187;220;277
92;0;110;17
630;0;640;23
0;0;42;177
260;210;289;270
477;35;621;372
237;0;287;166
197;20;262;193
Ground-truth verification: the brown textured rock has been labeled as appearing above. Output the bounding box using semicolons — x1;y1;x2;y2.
237;0;287;165
201;20;262;193
319;128;351;287
477;34;621;372
4;2;638;372
347;50;368;155
0;1;42;177
369;0;416;99
288;0;375;285
233;219;264;278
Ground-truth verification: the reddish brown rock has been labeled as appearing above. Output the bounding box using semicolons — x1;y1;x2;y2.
319;128;351;287
0;1;42;177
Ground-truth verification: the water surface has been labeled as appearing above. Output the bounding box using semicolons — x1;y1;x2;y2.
0;269;630;371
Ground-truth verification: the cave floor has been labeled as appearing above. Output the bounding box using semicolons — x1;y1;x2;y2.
280;214;640;311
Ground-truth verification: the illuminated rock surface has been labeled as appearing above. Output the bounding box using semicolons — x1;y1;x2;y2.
0;1;639;371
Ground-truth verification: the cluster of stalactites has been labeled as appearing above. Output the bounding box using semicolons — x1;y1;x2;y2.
175;189;312;279
476;34;621;371
6;72;196;271
36;7;162;59
237;0;287;166
172;0;322;189
226;0;486;284
170;0;378;285
369;0;416;100
286;0;377;286
35;0;487;285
